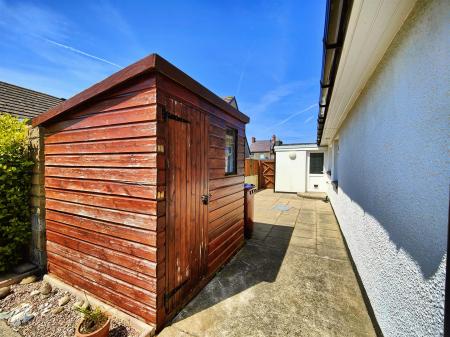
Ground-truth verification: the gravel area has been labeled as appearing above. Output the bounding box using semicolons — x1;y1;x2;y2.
0;279;140;337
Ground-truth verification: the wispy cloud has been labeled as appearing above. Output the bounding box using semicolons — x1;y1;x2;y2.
271;103;316;129
236;49;252;97
43;38;123;69
246;81;309;116
304;115;315;123
90;0;145;57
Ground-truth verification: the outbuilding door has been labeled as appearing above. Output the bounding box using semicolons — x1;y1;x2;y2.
164;105;209;316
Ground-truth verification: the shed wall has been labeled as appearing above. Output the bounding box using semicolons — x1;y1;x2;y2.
156;73;245;300
43;75;162;324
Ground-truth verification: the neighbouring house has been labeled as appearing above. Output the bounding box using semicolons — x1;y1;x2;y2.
0;81;63;269
314;0;448;336
0;81;63;119
249;135;281;160
32;54;249;330
274;143;328;193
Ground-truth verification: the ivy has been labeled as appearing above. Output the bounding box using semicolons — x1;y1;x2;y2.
0;114;34;272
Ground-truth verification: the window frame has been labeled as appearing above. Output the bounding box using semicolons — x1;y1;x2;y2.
224;126;238;176
309;152;324;175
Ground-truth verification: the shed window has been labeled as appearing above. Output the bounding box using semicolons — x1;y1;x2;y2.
309;153;324;174
225;127;237;174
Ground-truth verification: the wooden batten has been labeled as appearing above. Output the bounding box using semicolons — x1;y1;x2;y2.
37;55;248;330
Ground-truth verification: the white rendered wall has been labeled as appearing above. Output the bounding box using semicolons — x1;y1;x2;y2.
275;150;307;193
326;1;448;336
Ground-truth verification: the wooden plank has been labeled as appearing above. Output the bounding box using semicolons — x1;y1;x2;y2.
209;198;244;222
45;153;157;168
45;122;156;144
209;183;243;201
46;199;157;230
208;223;243;262
48;252;156;307
49;264;156;323
45;167;156;184
208;219;243;253
47;220;156;261
209;190;243;211
45;138;157;155
47;230;158;276
47;241;157;292
208;157;224;169
208;206;244;238
45;178;156;199
45;105;157;133
207;232;244;274
46;210;155;245
209;135;224;148
46;189;157;215
209;175;244;191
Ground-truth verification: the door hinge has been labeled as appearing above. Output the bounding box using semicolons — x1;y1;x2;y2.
162;107;190;124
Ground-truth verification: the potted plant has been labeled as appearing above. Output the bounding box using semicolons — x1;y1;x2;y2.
74;304;110;337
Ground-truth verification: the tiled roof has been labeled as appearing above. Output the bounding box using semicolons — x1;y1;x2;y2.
250;140;272;153
0;81;64;120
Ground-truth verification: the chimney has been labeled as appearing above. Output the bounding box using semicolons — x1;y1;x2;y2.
272;135;276;143
251;137;256;143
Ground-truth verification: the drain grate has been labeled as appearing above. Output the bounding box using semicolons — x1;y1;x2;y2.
273;204;290;212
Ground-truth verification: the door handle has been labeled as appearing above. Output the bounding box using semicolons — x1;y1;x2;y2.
201;194;212;205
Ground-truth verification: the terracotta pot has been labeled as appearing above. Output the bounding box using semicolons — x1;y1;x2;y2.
75;318;110;337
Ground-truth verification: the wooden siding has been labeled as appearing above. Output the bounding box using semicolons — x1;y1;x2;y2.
157;73;245;289
41;67;247;330
44;75;162;324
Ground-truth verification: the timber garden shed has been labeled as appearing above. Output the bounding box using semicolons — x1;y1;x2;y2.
32;54;249;329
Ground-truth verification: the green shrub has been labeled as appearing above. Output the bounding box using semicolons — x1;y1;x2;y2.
0;114;34;272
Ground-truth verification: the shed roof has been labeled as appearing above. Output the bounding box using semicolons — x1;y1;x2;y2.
0;81;63;120
33;54;249;127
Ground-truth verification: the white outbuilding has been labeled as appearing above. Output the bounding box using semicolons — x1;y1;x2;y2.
274;143;328;193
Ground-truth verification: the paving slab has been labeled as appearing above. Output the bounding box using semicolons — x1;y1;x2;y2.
158;190;376;337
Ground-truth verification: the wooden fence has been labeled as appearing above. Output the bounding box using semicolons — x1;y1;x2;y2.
244;159;275;189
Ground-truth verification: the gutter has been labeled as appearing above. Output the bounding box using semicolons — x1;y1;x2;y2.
317;0;353;145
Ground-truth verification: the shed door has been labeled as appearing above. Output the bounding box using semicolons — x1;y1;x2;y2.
165;105;208;315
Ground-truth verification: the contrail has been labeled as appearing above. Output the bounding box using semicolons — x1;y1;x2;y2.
43;38;123;69
304;115;315;123
272;103;316;128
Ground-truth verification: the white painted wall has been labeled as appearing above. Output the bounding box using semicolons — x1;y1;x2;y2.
275;149;307;193
275;145;327;193
325;1;448;336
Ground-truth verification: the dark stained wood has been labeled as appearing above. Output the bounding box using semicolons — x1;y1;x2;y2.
46;199;157;229
45;105;157;133
33;54;248;127
45;178;156;199
45;153;157;168
47;241;157;292
46;210;155;245
260;160;275;189
46;189;157;215
40;58;248;329
45;138;157;155
45;167;156;184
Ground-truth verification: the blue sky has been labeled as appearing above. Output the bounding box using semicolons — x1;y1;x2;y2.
0;0;325;143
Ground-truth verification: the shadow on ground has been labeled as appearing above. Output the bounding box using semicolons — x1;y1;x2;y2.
173;223;293;320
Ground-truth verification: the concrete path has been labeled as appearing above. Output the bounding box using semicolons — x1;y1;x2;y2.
158;190;376;337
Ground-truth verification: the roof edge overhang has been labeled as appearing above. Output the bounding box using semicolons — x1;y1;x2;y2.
318;0;416;146
33;53;249;127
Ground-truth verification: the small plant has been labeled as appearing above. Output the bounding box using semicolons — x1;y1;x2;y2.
74;305;108;334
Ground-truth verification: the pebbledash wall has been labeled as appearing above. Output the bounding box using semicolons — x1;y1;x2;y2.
325;0;448;336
